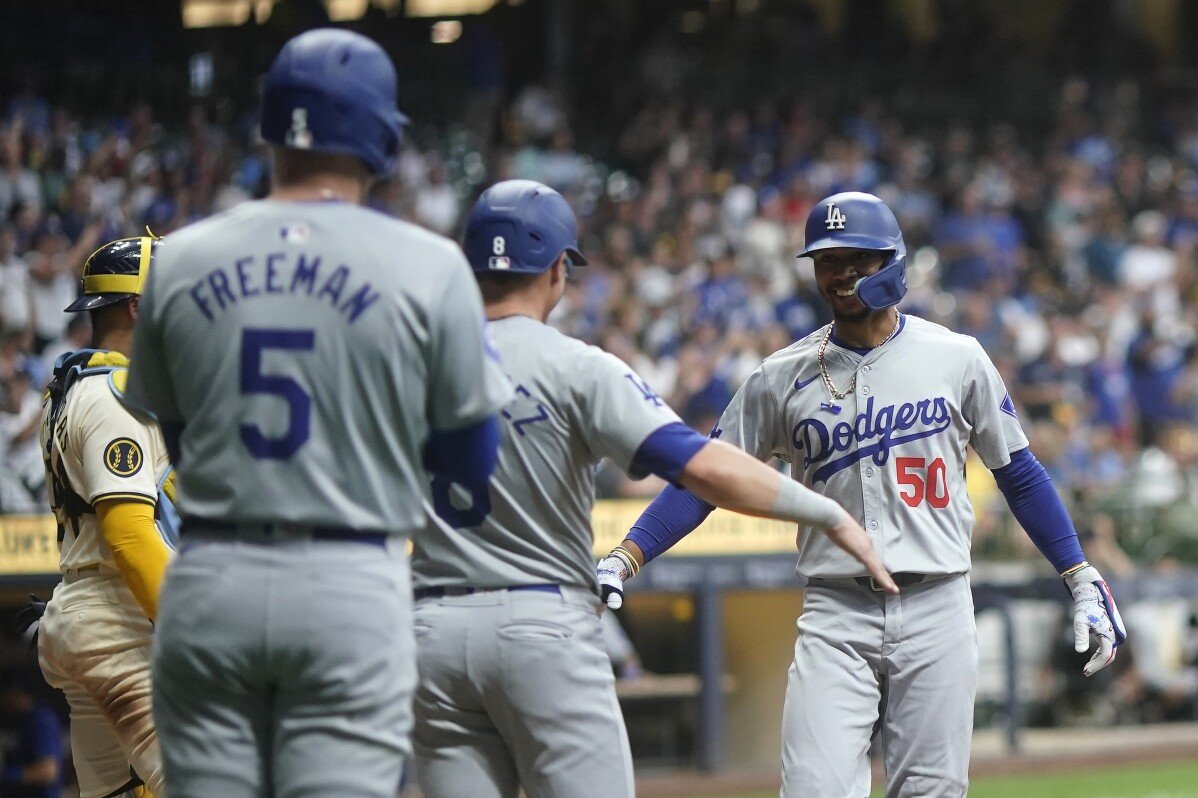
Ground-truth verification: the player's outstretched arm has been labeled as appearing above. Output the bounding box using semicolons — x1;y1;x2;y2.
991;447;1126;675
597;439;896;608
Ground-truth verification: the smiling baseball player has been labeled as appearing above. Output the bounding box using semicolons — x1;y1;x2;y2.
600;192;1126;797
410;180;893;798
38;235;175;798
121;29;508;798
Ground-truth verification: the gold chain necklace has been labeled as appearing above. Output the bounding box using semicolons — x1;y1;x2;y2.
817;311;901;401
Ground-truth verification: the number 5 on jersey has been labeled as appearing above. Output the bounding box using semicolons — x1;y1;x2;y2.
896;456;950;509
240;328;314;460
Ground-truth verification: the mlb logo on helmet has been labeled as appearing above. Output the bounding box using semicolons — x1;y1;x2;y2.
489;256;511;270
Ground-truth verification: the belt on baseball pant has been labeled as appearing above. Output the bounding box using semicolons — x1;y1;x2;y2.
807;572;935;592
413;584;560;600
62;563;117;583
181;517;388;547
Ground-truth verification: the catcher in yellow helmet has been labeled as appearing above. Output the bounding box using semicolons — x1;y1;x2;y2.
37;234;173;798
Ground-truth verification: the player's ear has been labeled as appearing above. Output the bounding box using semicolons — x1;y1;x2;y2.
550;253;570;286
128;297;141;323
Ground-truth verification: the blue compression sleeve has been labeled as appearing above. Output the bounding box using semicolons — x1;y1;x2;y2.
626;484;714;564
628;422;710;483
424;416;500;487
991;447;1085;573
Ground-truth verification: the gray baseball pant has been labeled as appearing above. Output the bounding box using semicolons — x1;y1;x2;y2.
412;585;634;798
152;534;415;798
780;573;977;798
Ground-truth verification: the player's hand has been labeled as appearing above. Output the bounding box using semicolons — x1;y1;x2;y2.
596;552;634;610
1063;565;1126;677
15;594;47;652
823;513;899;594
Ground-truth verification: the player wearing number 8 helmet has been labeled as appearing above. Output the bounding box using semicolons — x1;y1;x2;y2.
461;179;588;275
122;28;509;798
608;191;1126;796
38;234;175;798
411;180;891;798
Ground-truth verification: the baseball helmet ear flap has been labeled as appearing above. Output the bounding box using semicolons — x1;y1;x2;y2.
853;250;907;311
798;191;908;310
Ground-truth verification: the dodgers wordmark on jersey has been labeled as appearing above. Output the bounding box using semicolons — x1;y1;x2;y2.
123;199;509;534
412;314;681;591
717;314;1027;578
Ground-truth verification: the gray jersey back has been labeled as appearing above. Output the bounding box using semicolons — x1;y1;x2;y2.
124;199;508;534
411;315;681;590
716;314;1027;577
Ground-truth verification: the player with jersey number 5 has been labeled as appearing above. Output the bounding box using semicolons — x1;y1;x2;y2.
409;180;894;798
598;191;1127;798
121;29;509;798
38;235;177;798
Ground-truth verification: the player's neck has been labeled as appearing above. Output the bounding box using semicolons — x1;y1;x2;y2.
269;174;367;205
831;308;900;349
485;295;548;323
92;329;132;357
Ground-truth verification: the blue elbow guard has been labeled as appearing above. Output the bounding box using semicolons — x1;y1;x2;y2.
425;416;500;487
629;422;709;484
992;448;1085;573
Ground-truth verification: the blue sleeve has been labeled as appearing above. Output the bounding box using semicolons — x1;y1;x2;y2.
626;485;714;564
424;415;500;487
991;447;1085;573
628;422;709;483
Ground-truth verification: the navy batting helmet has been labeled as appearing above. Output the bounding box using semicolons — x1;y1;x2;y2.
463;180;588;275
260;28;407;177
798;192;907;310
65;235;160;313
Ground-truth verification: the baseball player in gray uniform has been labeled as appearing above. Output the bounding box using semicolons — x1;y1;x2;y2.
599;192;1126;797
121;30;509;798
410;180;895;798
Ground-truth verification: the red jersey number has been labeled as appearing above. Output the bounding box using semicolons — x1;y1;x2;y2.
896;456;950;509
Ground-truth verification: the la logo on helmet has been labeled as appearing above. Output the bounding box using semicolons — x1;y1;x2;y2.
825;203;847;230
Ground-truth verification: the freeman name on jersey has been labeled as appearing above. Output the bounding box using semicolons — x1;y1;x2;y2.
187;252;380;323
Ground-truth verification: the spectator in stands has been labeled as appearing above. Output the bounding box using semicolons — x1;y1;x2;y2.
0;664;63;798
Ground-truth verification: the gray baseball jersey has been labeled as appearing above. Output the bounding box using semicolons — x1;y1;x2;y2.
123;198;507;798
716;313;1027;577
124;199;509;534
412;314;676;798
411;314;682;590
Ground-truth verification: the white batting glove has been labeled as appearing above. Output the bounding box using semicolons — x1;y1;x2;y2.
596;548;637;610
1063;564;1126;677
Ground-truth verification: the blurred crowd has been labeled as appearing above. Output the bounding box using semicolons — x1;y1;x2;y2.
5;77;1198;562
2;63;1198;746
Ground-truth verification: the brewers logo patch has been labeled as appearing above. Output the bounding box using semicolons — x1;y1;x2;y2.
104;438;144;477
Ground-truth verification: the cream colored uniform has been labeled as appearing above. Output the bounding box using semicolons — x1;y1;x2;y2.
39;352;172;798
